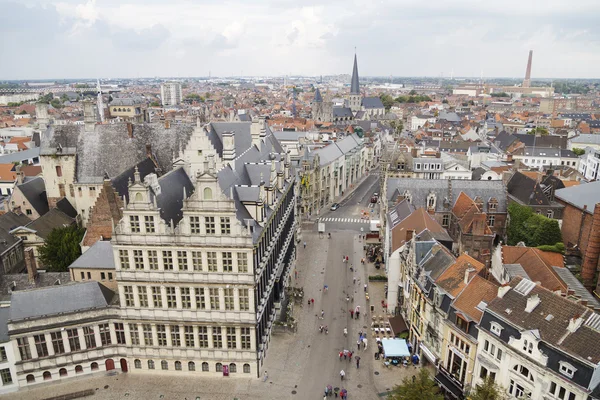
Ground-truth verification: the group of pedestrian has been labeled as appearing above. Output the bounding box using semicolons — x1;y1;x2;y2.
307;298;315;306
324;385;347;399
319;325;329;334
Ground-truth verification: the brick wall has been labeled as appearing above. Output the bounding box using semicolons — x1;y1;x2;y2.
82;181;123;249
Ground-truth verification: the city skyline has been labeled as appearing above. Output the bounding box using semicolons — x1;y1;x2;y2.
1;0;600;80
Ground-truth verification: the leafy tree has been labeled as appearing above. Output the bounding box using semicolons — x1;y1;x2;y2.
387;369;443;400
572;147;585;156
18;110;28;115
185;93;201;100
467;376;507;400
442;99;448;104
149;101;160;107
409;89;417;95
537;242;565;254
38;93;54;104
389;120;404;136
50;98;63;109
380;93;395;110
507;203;534;245
490;92;509;98
507;203;562;247
38;225;85;272
528;127;549;136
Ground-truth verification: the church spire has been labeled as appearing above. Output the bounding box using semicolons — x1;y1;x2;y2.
350;52;360;95
314;88;323;102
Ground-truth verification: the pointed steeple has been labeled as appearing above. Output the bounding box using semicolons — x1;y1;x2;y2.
314;88;323;103
350;53;360;95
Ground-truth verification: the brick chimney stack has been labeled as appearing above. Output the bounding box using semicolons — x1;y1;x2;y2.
25;248;38;283
523;50;533;88
583;203;600;289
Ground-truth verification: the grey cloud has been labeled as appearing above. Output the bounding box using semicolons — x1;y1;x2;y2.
108;24;171;51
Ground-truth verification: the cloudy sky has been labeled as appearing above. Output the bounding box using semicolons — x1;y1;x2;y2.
1;0;599;80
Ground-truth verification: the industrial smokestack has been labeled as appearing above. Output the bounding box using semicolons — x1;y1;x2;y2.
583;203;600;289
523;50;533;88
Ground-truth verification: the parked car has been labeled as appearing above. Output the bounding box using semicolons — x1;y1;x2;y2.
330;203;340;211
370;194;379;203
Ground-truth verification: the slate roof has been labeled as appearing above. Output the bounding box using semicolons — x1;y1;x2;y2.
0;212;31;232
333;107;354;118
552;266;600;310
153;167;195;225
362;97;384;109
387;199;415;230
41;123;194;183
493;131;518;151
23;208;74;239
69;241;115;270
111;157;158;202
419;242;456;282
109;97;145;106
55;197;77;218
570;134;600;146
16;176;48;216
314;88;323;103
438;112;461;123
513;133;566;149
0;307;9;342
485;276;600;365
9;281;115;321
387;178;507;214
0;148;40;164
555;180;600;213
506;171;550;206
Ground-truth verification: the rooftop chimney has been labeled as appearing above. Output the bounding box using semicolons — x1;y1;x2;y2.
126;122;134;138
222;131;236;161
15;164;24;185
583;203;600;289
567;315;584;333
25;248;38;283
35;102;49;130
497;285;511;298
406;229;415;243
523;50;533;88
83;99;96;133
251;117;262;148
525;294;541;313
464;266;477;284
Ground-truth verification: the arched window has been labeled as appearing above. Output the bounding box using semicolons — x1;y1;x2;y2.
202;362;209;372
229;363;237;373
134;359;142;369
148;360;155;370
513;364;534;382
243;363;251;373
161;360;168;370
43;371;52;380
26;374;35;383
75;365;83;374
188;361;195;371
203;187;213;200
135;192;143;202
216;362;223;372
59;368;68;377
175;361;182;371
90;362;99;371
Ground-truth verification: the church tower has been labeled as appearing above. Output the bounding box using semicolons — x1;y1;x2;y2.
349;53;362;113
311;88;332;122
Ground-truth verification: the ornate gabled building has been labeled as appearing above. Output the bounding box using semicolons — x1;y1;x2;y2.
112;118;297;377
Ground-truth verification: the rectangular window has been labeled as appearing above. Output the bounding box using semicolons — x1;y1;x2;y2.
241;327;251;349
177;250;188;271
181;287;191;309
143;324;154;346
99;323;111;346
220;217;231;234
198;326;209;348
222;252;233;272
34;334;49;357
487;215;495;227
156;325;167;346
83;326;96;349
49;331;65;354
101;272;106;280
67;329;81;351
123;286;135;307
192;251;202;271
0;347;6;361
166;287;177;308
212;327;223;348
138;286;148;307
170;326;181;347
226;327;236;349
129;324;140;346
239;288;250;311
151;286;162;308
108;272;113;281
144;215;155;233
237;252;248;273
133;250;144;269
162;250;174;270
80;271;85;280
55;165;63;177
207;251;217;272
13;338;29;363
184;326;195;347
190;216;201;234
209;288;220;310
130;215;140;233
115;323;126;344
442;214;449;227
224;288;235;310
195;288;206;309
119;250;130;269
0;368;12;385
205;216;216;234
148;250;158;270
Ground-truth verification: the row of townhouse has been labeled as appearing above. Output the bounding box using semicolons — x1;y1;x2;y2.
298;133;373;217
394;232;600;399
0;119;298;393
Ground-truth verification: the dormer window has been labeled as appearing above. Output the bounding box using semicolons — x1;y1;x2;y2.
427;193;436;209
488;198;498;211
490;322;503;337
523;339;534;354
559;361;576;378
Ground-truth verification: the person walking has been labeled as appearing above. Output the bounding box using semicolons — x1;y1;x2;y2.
356;356;361;368
348;351;353;362
303;241;306;248
311;298;315;305
353;276;356;284
362;337;368;350
321;310;325;319
340;370;345;380
364;284;367;292
350;309;354;318
343;327;348;337
339;351;343;360
357;339;361;351
263;370;268;382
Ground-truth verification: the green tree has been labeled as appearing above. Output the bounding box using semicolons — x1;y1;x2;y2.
185;93;201;101
409;89;417;95
490;92;509;98
38;93;54;104
507;203;562;247
149;101;160;107
18;110;28;115
528;127;549;136
380;93;395;110
572;147;586;156
38;225;85;272
388;369;443;400
389;120;404;136
507;203;534;245
50;98;63;109
467;376;507;400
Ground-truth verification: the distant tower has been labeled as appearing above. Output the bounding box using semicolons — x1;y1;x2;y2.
349;53;362;113
96;79;105;123
523;50;533;88
311;88;332;122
